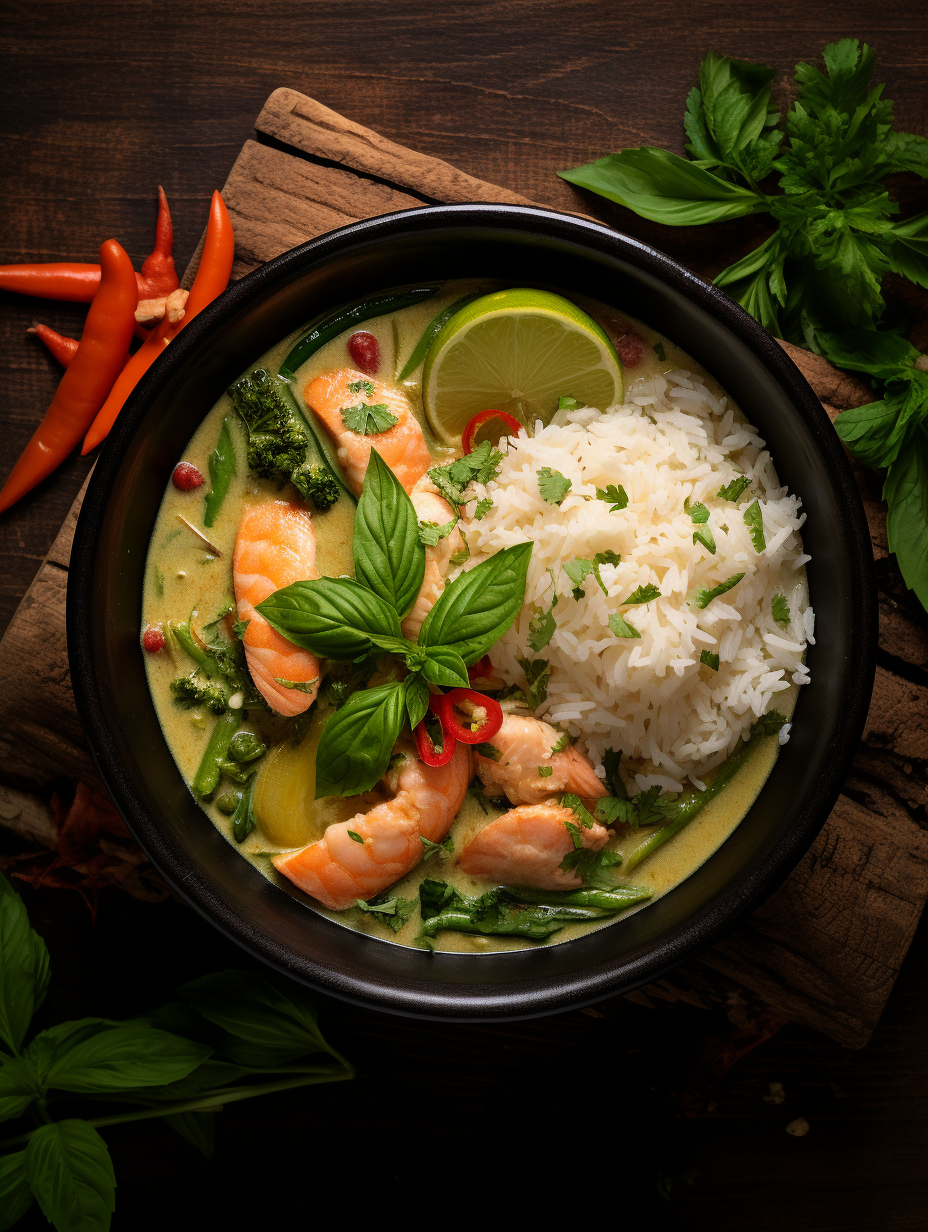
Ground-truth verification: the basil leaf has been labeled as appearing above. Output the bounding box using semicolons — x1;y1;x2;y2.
404;674;430;731
353;449;425;619
418;542;532;666
25;1120;115;1232
885;433;928;611
559;148;769;225
314;682;407;798
0;870;50;1053
25;1018;210;1094
203;417;237;528
0;1149;33;1230
177;969;340;1068
421;646;470;688
0;1054;35;1124
257;576;401;660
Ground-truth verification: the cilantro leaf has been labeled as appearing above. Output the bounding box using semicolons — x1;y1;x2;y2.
356;895;417;933
696;573;744;608
537;467;572;505
347;379;374;396
420;835;454;861
474;742;501;761
473;497;493;520
685;499;718;554
340;401;398;436
561;795;596;828
449;530;470;567
635;785;679;826
771;594;791;625
718;475;752;501
700;650;720;671
428;440;503;506
564;557;594;599
608;612;640;638
518;657;550;708
594;549;622;567
527;567;559;651
596;484;629;511
418;517;458;547
550;732;570;755
624;583;661;604
743;500;766;551
602;748;628;799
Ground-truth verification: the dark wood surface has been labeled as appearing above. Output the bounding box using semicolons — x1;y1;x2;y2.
2;3;928;1228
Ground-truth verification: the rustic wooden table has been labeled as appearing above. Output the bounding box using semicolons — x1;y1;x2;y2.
3;3;928;1228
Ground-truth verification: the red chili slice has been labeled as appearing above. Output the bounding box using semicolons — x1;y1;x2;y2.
429;688;503;746
414;715;456;767
461;409;522;454
467;655;494;682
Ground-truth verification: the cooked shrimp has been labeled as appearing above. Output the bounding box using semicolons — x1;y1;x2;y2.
303;367;431;495
473;714;608;806
233;499;320;717
273;741;472;910
401;476;464;639
458;802;609;891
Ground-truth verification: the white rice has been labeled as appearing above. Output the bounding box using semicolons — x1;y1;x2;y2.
459;370;813;791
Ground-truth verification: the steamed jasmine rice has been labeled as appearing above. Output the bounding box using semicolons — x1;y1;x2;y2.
462;369;813;791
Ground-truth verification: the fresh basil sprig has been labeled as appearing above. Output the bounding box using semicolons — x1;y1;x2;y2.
352;449;425;619
313;680;415;798
257;576;401;659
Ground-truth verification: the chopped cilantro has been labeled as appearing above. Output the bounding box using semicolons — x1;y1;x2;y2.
564;557;594;599
527;567;559;652
356;894;416;933
772;594;791;626
602;748;627;799
421;834;454;860
594;549;622;567
347;379;374;396
418;516;458;547
538;765;554;778
718;475;752;502
653;341;667;362
274;676;319;692
341;401;398;435
550;732;570;755
596;796;637;826
694;526;717;554
518;656;550;708
687;499;710;524
537;467;572;505
608;612;641;638
743;499;766;552
232;618;249;640
696;573;745;608
449;530;470;566
596;484;628;512
474;742;501;761
561;795;596;828
473;497;493;520
428;440;503;506
624;583;661;604
700;650;720;671
635;785;678;826
753;710;788;737
686;499;717;553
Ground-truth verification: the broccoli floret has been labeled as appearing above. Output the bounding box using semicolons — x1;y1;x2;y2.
171;674;229;714
292;463;340;512
229;369;340;512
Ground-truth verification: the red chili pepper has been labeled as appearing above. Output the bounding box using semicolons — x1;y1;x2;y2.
461;409;522;454
82;190;234;454
0;239;137;514
27;323;79;367
414;715;456;767
428;688;503;746
0;188;179;303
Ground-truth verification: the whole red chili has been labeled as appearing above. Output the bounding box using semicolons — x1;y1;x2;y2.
83;190;234;454
347;331;380;375
414;715;455;767
428;688;503;746
461;409;522;454
172;462;204;491
142;625;166;652
0;238;137;514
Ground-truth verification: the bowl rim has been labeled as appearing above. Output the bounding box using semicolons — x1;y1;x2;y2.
67;202;877;1020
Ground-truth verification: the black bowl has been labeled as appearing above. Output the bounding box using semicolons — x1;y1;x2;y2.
68;205;876;1020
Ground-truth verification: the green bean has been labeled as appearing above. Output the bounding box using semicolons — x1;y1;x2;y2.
279;379;354;504
419;909;568;941
397;292;481;381
193;711;241;799
168;621;217;677
203;417;237;528
278;285;441;380
231;776;258;844
503;885;653;912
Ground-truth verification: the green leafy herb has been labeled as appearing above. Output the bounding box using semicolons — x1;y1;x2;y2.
403;673;430;732
718;475;752;502
420;835;454;861
428;440;503;506
594;549;622;567
355;895;417;933
559;843;625;891
256;576;402;660
473;497;493;520
607;612;640;638
353;448;425;620
527;567;559;652
231;618;249;640
564;556;594;599
602;748;628;799
624;583;661;604
772;593;791;625
561;794;596;828
203;418;237;528
313;683;408;798
340;401;398;436
449;530;470;567
558;395;582;410
418;517;458;546
743;499;766;551
474;742;501;761
538;766;553;778
686;499;717;553
550;732;570;755
635;785;680;827
420;645;470;689
416;882;573;944
347;378;374;396
596;483;629;512
654;341;667;361
347;830;364;843
518;657;550;708
700;650;720;670
696;573;745;608
273;676;318;694
537;467;572;505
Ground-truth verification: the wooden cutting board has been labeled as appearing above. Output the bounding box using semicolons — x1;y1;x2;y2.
2;89;927;1049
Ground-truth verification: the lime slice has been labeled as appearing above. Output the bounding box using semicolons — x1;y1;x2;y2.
422;288;623;446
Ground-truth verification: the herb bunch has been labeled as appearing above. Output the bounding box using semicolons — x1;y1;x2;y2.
561;39;928;612
0;872;352;1232
257;448;531;797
